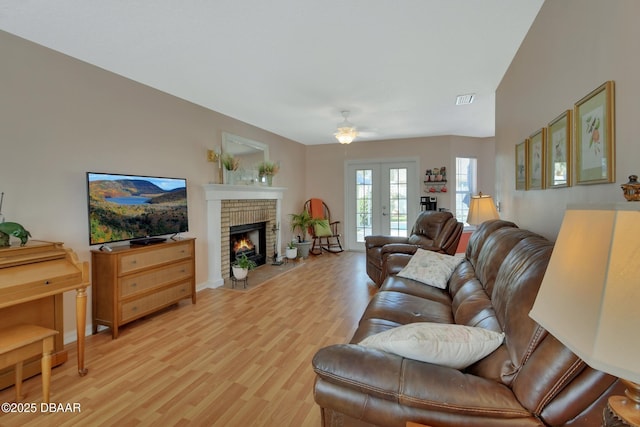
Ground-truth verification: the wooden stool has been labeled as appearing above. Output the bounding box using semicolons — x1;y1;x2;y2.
0;324;58;403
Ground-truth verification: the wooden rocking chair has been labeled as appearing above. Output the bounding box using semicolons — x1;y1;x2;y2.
304;199;344;255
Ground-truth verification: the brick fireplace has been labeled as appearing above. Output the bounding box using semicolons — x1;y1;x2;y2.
203;184;285;287
222;199;275;277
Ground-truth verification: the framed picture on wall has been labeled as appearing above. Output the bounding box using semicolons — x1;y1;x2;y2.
574;81;615;184
515;140;527;190
547;110;572;188
527;128;546;190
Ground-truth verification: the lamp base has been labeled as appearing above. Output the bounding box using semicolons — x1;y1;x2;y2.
606;380;640;427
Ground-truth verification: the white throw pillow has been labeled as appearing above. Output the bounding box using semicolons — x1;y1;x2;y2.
358;322;505;369
396;249;465;289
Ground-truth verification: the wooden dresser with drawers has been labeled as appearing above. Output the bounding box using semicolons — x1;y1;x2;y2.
91;238;195;338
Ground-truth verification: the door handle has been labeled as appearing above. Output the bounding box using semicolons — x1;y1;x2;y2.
382;212;387;216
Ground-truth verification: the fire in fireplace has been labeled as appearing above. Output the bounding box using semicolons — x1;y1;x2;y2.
229;222;267;275
233;236;255;254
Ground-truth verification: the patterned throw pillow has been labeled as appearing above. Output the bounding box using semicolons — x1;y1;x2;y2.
359;322;504;369
396;248;465;289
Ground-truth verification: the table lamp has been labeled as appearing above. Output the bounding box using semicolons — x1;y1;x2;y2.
529;204;640;425
466;193;499;226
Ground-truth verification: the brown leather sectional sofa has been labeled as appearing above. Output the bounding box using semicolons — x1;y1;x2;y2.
313;220;623;427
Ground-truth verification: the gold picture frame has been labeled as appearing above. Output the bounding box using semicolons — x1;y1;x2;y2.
574;81;615;184
547;110;572;188
527;128;546;190
515;140;527;190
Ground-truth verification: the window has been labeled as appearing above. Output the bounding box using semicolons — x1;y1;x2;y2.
455;157;477;224
355;169;373;242
388;168;408;237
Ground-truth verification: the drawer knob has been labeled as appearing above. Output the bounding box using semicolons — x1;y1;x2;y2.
131;282;137;287
44;280;51;285
131;306;138;312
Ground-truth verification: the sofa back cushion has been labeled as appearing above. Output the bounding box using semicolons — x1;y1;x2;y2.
455;222;622;421
465;220;517;268
491;234;553;384
449;220;523;336
407;211;453;244
450;223;554;388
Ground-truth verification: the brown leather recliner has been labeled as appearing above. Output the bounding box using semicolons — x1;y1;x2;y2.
365;211;463;286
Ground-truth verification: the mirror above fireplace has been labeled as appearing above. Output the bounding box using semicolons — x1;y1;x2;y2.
222;132;269;184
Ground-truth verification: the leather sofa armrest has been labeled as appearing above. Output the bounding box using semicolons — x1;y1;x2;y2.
384;253;413;277
365;235;408;249
416;244;444;253
313;344;404;402
313;344;527;414
380;243;418;256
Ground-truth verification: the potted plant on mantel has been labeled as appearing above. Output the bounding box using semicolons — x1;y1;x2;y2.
257;161;279;186
231;252;257;280
290;210;320;259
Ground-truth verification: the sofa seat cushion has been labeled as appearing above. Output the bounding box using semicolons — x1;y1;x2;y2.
358;322;505;369
313;344;535;421
380;275;452;304
360;290;454;326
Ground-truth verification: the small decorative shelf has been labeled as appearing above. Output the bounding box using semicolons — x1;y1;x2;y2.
423;180;448;193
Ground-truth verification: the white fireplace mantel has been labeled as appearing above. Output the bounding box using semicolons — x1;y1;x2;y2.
203;184;286;288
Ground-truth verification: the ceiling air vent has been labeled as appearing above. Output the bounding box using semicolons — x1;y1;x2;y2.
455;94;475;105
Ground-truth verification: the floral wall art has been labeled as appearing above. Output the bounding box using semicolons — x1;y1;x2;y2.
547;110;572;188
527;129;546;190
575;81;615;184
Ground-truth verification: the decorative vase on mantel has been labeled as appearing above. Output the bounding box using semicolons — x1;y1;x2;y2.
257;161;279;187
227;170;238;185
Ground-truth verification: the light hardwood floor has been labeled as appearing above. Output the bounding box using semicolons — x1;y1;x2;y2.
0;251;376;426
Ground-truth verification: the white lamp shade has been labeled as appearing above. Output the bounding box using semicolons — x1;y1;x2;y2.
529;204;640;384
466;194;499;225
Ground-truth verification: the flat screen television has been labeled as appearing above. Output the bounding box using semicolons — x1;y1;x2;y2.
86;172;188;246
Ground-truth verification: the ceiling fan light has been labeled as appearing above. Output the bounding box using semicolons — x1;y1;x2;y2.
335;126;357;144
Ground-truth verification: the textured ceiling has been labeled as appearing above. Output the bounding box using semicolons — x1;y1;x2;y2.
0;0;543;145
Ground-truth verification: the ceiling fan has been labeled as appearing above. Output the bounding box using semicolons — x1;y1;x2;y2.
334;110;376;144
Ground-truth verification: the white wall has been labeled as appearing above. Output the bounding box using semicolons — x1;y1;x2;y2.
495;0;640;239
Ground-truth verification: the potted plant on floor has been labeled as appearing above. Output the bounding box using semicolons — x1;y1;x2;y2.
232;252;257;280
285;241;298;259
290;210;319;259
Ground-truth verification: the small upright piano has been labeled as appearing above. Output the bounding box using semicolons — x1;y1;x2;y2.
0;240;89;389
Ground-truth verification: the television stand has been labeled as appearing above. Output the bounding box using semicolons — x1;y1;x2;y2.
129;237;166;246
91;238;196;338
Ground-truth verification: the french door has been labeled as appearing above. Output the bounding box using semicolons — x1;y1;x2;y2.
345;160;418;251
